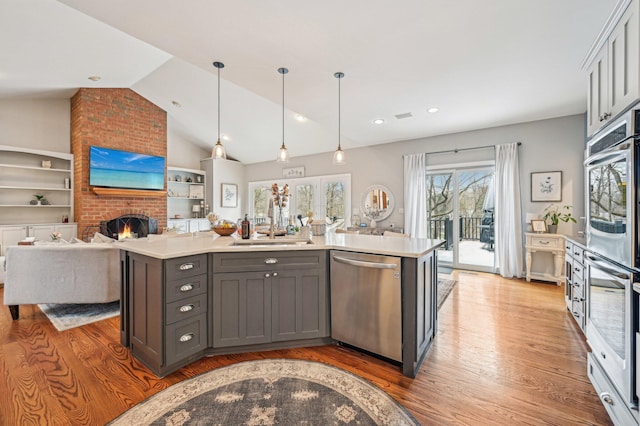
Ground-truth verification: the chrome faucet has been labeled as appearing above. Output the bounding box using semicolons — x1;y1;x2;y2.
267;197;275;239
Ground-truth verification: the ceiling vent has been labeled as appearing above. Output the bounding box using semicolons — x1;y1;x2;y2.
394;112;413;120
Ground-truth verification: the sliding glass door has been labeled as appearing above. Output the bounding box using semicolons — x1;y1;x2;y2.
427;166;495;272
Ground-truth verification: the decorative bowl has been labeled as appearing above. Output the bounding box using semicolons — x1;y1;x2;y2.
213;226;237;236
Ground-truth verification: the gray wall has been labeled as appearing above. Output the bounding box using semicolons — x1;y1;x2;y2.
1;97;586;237
245;113;587;236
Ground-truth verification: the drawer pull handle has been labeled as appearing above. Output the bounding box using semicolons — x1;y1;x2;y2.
179;263;195;271
180;304;194;313
264;258;278;264
572;311;580;317
599;392;613;405
179;284;194;292
574;251;580;255
179;333;194;343
265;273;270;278
272;272;278;277
537;240;549;245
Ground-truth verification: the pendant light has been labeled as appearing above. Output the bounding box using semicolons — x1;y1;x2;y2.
333;72;346;165
277;67;290;163
212;61;226;159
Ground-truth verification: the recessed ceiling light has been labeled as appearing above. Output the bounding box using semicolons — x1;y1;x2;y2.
427;107;440;113
171;100;182;108
372;118;385;125
88;76;101;82
295;114;306;122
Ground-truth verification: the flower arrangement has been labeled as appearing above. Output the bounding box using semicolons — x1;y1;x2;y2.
50;231;62;241
271;183;289;228
543;204;577;226
206;212;220;225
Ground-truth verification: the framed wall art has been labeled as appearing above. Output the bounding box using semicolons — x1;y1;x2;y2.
531;171;562;202
221;183;238;208
282;166;305;178
531;219;547;233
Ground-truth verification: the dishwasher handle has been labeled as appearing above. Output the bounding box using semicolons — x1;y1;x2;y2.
332;255;397;270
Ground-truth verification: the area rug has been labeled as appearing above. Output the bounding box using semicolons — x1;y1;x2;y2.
437;278;457;310
108;359;419;425
37;301;119;331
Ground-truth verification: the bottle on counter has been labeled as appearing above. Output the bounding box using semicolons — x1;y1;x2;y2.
287;217;296;235
241;214;251;239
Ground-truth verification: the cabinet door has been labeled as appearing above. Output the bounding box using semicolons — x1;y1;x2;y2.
608;0;640;118
271;268;328;342
212;271;271;348
0;226;28;255
587;46;609;136
27;225;55;241
128;253;164;372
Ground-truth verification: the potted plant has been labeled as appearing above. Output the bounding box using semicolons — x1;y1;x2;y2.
32;194;46;206
543;204;577;233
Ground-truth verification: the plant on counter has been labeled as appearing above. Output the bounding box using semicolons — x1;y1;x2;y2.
543;204;577;226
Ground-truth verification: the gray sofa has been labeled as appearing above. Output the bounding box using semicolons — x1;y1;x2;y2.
3;243;120;320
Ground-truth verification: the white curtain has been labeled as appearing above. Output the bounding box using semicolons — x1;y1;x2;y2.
403;153;428;238
494;143;523;277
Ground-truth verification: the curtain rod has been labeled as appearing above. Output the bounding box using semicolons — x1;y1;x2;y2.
404;141;521;157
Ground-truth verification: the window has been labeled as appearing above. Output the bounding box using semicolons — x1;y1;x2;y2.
248;173;351;230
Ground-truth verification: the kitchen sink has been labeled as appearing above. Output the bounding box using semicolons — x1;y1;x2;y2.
232;238;314;246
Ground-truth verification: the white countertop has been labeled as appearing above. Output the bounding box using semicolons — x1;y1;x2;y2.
114;231;445;259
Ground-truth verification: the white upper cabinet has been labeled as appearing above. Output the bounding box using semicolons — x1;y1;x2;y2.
586;0;640;137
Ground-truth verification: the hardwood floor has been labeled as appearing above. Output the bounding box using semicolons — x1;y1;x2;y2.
0;271;612;425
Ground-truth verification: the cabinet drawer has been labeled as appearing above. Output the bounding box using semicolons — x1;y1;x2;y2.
166;293;208;325
165;273;207;303
213;250;326;272
528;236;563;249
565;241;574;256
165;313;208;366
572;262;585;281
165;254;207;281
572;247;584;264
587;353;638;425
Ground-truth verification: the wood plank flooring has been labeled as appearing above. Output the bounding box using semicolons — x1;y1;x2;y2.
0;271;613;425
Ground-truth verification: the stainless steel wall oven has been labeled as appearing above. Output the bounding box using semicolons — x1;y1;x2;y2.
585;104;640;410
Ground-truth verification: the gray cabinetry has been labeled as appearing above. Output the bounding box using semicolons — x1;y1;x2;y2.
123;252;209;377
212;250;328;348
402;250;438;378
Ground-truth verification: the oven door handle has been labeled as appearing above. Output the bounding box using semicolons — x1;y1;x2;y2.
585;143;630;167
585;255;631;280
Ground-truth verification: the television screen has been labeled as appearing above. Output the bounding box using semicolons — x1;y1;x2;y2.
89;146;165;190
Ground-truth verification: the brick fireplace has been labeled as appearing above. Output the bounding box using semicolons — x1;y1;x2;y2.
70;88;167;240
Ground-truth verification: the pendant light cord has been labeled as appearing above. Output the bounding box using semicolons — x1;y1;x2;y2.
338;76;341;150
217;65;221;141
282;70;285;145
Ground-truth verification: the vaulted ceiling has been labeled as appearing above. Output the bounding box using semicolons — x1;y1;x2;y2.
1;0;616;163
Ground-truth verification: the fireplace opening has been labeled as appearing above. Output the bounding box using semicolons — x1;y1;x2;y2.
100;214;158;240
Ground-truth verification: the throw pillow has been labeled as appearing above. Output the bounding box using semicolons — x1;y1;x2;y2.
91;232;116;244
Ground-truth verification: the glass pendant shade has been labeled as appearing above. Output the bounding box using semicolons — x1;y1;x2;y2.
333;71;346;165
333;146;345;165
277;142;290;162
212;139;226;159
212;61;227;159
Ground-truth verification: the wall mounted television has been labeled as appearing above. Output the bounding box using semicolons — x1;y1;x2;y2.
89;146;165;190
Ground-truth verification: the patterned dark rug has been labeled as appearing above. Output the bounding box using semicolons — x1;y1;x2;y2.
437;278;457;310
38;301;119;331
108;359;419;425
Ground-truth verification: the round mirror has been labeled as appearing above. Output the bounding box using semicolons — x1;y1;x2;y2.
361;185;394;222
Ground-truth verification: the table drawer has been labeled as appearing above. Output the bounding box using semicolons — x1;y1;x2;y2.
166;293;208;325
165;313;208;366
528;236;563;249
165;254;207;281
165;273;207;303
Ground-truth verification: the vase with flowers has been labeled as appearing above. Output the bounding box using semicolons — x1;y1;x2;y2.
543;204;577;233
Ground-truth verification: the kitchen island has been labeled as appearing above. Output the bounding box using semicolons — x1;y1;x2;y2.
117;232;444;377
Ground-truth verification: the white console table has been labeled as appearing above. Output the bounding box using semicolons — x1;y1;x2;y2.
525;232;565;286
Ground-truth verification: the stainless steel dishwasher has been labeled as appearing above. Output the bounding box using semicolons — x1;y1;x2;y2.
330;250;402;362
